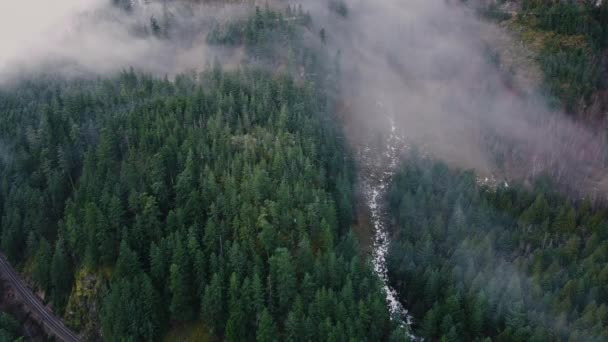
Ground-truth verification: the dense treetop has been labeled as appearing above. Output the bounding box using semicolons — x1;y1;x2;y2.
0;7;407;341
387;156;608;341
519;0;608;116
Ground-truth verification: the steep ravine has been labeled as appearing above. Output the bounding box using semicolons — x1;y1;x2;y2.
353;102;418;338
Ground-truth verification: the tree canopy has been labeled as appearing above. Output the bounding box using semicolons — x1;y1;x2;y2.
0;7;405;341
387;157;608;341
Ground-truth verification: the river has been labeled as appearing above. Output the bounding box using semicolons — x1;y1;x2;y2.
355;104;418;338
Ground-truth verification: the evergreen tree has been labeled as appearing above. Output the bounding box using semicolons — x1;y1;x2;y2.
33;238;52;292
51;239;72;311
169;236;194;321
256;308;278;342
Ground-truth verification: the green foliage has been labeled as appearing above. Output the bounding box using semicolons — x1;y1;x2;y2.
0;21;396;342
51;239;72;313
522;1;608;47
519;0;608;113
32;238;52;293
387;157;608;341
538;39;601;112
257;308;278;342
101;274;160;341
207;6;311;62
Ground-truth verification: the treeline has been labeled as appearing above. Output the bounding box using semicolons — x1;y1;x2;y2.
207;5;325;75
0;6;408;342
519;0;608;115
0;55;401;342
208;5;312;48
387;156;608;341
207;6;340;103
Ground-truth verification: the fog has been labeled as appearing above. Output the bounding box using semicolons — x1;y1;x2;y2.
0;0;606;197
315;1;605;337
0;1;249;82
0;1;103;67
305;0;607;199
0;0;605;336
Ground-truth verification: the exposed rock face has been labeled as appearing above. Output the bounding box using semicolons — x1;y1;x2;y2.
65;270;107;341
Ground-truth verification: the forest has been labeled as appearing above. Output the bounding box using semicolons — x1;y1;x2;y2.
387;155;608;341
518;0;608;116
382;2;608;341
0;6;408;341
1;0;608;341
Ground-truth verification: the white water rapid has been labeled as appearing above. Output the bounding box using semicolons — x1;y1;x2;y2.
356;105;418;340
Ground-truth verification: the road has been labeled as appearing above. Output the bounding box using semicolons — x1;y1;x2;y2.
0;254;80;342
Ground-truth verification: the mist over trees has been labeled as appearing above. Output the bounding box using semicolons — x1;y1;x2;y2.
1;0;608;341
382;3;608;341
0;6;409;341
387;157;608;341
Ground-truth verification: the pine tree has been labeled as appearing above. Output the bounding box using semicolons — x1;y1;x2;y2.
225;273;246;341
202;273;224;335
33;238;52;292
114;239;140;279
169;236;194;321
256;308;278;342
51;239;72;311
270;248;296;315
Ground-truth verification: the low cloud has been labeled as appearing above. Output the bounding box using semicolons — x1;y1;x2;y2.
305;0;607;198
0;1;248;82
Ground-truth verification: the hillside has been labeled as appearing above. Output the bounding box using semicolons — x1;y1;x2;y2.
382;2;608;341
0;5;407;341
0;0;608;341
486;0;608;121
387;157;608;341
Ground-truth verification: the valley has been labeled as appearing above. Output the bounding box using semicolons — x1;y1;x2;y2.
0;1;607;341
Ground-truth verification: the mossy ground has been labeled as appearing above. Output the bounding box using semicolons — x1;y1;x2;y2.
64;267;111;341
